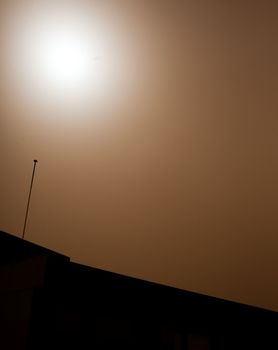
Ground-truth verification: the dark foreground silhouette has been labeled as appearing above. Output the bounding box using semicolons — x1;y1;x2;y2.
0;230;277;349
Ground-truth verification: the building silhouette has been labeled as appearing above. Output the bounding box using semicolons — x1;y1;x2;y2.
0;230;277;349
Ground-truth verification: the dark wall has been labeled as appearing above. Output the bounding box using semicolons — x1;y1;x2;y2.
0;289;33;350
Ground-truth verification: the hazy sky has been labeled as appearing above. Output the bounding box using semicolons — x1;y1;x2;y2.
1;0;278;311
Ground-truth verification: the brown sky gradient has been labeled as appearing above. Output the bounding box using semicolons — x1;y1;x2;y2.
1;0;278;311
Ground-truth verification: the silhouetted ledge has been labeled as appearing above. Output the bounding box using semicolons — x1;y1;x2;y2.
0;230;277;350
0;230;68;264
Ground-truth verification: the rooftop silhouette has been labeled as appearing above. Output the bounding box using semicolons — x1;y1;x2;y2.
0;230;277;349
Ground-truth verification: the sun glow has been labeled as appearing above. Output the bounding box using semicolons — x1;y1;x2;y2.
35;22;94;92
24;15;110;103
3;2;133;118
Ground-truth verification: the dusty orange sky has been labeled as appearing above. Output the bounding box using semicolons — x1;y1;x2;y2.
1;1;278;311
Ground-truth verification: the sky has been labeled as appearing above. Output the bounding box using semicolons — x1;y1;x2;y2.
1;0;278;311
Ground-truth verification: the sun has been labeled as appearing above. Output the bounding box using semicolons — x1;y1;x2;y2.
36;22;92;90
3;2;131;116
21;11;112;104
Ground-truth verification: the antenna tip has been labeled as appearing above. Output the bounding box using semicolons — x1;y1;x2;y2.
34;159;38;163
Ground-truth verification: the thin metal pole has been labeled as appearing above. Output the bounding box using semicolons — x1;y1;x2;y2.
22;159;38;240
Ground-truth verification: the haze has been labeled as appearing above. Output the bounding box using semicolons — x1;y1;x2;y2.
1;0;278;311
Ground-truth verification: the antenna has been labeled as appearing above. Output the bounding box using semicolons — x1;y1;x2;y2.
22;159;38;240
